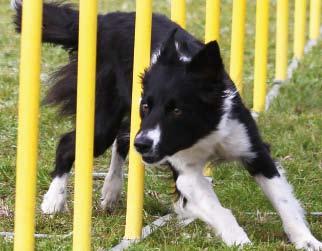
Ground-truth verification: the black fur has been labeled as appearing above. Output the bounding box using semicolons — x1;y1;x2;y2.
13;3;322;248
13;2;278;179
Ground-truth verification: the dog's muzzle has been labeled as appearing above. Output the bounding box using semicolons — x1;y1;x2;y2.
134;134;161;164
134;136;153;155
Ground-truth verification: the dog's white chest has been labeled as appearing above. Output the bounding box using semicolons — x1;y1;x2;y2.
209;118;256;162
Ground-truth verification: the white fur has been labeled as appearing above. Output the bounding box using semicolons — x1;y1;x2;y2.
255;167;322;251
137;124;161;153
10;0;21;10
101;141;124;210
151;48;161;65
172;167;251;246
146;124;161;150
178;55;191;62
214;92;255;161
150;42;191;66
175;42;192;62
41;174;68;214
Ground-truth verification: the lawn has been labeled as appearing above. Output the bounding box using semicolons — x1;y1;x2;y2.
0;0;321;250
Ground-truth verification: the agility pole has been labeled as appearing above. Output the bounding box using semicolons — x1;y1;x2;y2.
124;0;153;240
203;0;221;177
309;0;321;41
294;0;307;60
72;0;98;249
171;0;186;28
275;0;289;82
253;0;269;113
229;0;246;94
13;0;43;250
205;0;221;43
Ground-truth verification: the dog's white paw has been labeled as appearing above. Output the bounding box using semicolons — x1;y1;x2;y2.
294;236;322;251
100;174;122;210
41;174;68;214
220;227;252;247
41;189;67;214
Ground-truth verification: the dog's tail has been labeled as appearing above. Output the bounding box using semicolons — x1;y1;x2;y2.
12;0;79;51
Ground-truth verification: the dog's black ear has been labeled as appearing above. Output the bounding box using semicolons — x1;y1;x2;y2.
158;29;180;64
186;40;224;79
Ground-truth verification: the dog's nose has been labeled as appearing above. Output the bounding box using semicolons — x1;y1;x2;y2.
134;137;153;154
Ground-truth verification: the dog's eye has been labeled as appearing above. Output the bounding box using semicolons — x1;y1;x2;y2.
142;103;149;114
173;108;182;117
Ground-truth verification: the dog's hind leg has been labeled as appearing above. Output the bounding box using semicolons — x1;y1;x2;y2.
41;103;125;214
41;131;75;214
244;149;322;250
101;121;129;210
172;166;251;247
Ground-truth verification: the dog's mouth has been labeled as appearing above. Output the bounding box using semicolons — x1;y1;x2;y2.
141;153;165;165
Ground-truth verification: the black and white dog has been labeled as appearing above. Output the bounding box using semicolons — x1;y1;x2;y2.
12;1;321;249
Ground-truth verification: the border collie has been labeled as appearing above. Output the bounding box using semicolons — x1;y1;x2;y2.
12;1;321;249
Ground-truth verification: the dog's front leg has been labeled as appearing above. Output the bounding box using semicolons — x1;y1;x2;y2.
245;150;322;250
101;139;127;210
254;165;322;250
173;167;251;247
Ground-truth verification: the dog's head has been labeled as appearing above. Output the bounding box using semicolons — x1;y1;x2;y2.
135;30;227;164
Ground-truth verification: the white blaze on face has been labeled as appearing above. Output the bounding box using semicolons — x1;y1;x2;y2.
141;124;161;151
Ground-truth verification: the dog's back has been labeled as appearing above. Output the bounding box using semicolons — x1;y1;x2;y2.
13;1;202;116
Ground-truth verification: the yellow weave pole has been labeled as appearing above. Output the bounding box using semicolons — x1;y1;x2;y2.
205;0;221;42
204;0;220;177
124;0;152;240
309;0;321;40
294;0;307;60
275;0;289;82
72;0;98;249
171;0;186;28
229;0;246;93
13;0;43;250
253;0;269;113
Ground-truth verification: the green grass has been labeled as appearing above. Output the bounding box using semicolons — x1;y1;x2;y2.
0;0;321;250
